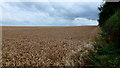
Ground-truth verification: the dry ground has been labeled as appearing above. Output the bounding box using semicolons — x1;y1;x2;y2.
2;26;99;66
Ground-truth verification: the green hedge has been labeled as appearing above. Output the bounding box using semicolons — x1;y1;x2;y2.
102;10;120;48
89;10;120;67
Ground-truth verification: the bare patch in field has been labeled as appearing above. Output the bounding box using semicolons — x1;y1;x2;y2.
2;26;99;66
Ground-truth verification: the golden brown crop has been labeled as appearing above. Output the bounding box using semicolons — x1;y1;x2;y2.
2;26;99;66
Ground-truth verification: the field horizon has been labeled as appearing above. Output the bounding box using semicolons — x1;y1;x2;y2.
1;25;98;27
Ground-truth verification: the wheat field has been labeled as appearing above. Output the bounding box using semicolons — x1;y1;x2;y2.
2;26;99;66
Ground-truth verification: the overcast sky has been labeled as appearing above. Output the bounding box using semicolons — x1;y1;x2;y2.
0;1;103;26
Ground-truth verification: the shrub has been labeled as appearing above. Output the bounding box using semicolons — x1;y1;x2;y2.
102;10;120;48
89;10;120;67
89;35;120;67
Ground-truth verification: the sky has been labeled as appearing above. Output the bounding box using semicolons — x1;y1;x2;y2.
0;1;103;26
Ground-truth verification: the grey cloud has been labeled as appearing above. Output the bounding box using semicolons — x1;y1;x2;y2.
48;2;101;20
7;2;101;20
1;2;102;26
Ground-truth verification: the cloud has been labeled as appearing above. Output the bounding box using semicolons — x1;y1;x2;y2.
1;2;102;26
73;18;98;26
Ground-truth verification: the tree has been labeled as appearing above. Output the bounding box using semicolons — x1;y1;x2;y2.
98;2;120;27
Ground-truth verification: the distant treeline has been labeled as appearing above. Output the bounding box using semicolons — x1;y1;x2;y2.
89;2;120;67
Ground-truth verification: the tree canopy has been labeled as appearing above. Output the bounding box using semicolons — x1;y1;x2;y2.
98;2;120;26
